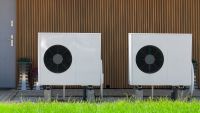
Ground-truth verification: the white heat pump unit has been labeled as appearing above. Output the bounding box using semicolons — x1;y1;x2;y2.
128;33;193;86
38;33;103;86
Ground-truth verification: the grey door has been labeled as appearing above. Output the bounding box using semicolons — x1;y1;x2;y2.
0;0;16;88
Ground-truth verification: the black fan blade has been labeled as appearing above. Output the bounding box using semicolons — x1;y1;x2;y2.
136;45;164;74
44;45;72;73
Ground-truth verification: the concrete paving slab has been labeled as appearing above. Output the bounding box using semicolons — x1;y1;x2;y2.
3;89;200;102
0;89;17;101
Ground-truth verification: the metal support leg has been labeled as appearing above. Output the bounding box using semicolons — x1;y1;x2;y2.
133;86;143;100
44;86;51;101
151;86;154;99
63;85;66;100
86;86;95;101
171;86;185;100
83;86;87;101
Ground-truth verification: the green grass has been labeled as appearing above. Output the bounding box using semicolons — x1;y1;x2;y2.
1;99;200;113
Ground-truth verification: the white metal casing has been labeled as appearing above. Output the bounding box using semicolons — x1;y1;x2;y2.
129;33;192;86
38;33;102;86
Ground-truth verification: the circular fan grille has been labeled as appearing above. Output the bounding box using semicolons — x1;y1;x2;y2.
44;45;72;73
136;45;164;74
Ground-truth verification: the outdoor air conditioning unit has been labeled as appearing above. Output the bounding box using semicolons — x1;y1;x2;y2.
128;33;193;86
38;33;103;86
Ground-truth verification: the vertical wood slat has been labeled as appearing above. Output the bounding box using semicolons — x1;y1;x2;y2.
17;0;200;88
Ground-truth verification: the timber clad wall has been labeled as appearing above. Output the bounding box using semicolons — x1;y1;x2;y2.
17;0;200;88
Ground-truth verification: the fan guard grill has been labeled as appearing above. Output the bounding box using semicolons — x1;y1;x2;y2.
136;45;164;74
44;45;72;73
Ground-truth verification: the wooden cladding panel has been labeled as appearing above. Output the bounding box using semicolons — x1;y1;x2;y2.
17;0;200;88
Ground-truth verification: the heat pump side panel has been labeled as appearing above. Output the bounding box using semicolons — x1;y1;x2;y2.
75;33;102;86
166;34;192;86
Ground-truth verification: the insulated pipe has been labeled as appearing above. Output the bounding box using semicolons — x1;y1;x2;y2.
100;60;104;99
190;62;195;96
